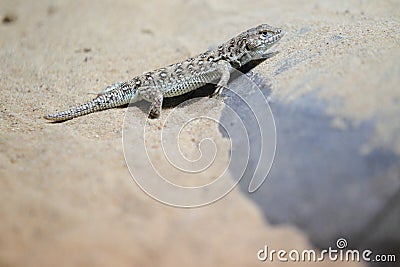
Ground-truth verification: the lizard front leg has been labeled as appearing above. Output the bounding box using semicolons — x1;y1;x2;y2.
138;86;164;118
211;60;231;98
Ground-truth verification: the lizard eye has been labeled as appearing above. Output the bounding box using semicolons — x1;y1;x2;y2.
260;32;271;39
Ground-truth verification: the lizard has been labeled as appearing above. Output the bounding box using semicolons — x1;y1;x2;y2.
44;24;284;121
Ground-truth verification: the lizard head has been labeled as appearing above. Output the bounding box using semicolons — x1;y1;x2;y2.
243;24;284;59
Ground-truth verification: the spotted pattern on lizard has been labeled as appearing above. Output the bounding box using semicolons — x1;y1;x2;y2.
44;24;284;121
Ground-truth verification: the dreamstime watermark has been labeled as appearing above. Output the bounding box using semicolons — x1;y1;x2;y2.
122;68;276;207
257;238;397;263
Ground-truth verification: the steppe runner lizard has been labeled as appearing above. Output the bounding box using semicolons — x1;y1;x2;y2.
44;24;284;121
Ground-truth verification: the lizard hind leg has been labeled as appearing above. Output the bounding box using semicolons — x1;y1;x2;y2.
138;86;164;118
149;93;163;118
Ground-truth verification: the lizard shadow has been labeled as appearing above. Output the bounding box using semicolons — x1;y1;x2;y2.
122;54;276;116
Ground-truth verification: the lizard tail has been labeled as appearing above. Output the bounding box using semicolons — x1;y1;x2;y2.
44;90;134;122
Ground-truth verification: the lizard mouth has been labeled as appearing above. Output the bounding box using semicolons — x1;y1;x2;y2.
247;28;284;59
266;29;285;44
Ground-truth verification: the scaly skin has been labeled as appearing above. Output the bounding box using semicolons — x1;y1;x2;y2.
44;24;284;121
